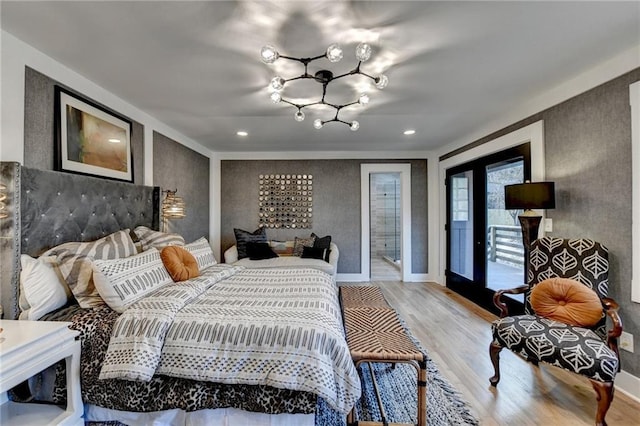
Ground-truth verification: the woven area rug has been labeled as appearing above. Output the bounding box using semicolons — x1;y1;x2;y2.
315;355;479;426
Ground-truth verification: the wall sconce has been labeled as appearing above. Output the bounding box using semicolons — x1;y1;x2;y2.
162;189;186;231
505;181;555;276
0;184;8;219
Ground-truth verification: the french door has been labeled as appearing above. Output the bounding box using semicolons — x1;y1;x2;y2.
445;143;530;314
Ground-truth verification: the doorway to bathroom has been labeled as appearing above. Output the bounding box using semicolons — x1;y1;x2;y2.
361;163;412;282
370;173;402;281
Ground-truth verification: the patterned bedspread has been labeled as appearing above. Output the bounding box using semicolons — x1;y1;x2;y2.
99;265;361;414
44;305;319;414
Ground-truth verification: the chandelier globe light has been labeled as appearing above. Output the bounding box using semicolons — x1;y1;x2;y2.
261;42;389;130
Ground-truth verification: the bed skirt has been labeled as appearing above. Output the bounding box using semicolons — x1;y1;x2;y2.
85;404;315;426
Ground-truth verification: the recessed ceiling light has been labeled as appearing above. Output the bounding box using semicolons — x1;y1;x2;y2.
108;138;121;143
237;131;248;137
403;129;416;136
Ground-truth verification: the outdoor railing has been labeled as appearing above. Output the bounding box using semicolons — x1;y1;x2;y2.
488;225;524;266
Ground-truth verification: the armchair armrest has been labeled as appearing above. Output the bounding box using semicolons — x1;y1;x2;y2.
602;297;623;368
328;243;339;275
493;285;529;318
224;245;238;263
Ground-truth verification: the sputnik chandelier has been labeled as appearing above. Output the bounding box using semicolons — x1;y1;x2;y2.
260;43;388;131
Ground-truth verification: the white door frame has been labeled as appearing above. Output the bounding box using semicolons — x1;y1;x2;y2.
361;163;412;282
437;120;545;285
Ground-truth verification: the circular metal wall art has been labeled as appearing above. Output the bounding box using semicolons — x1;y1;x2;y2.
258;173;313;229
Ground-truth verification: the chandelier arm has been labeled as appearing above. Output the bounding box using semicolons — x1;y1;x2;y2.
281;99;324;109
279;54;326;65
280;99;300;108
299;101;324;108
324;116;351;127
357;71;377;81
320;83;329;103
322;100;359;110
284;74;315;83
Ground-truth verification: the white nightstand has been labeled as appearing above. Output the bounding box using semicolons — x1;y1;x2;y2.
0;320;83;426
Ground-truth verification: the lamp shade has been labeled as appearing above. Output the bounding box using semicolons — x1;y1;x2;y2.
162;190;186;219
505;181;555;210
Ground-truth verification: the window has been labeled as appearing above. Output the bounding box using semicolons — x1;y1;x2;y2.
452;176;469;221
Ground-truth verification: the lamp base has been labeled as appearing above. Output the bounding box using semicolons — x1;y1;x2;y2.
518;210;543;282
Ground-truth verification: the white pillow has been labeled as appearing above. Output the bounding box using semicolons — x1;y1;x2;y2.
184;237;217;270
19;255;72;320
92;248;173;313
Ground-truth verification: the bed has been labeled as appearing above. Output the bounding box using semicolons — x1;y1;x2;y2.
0;162;360;425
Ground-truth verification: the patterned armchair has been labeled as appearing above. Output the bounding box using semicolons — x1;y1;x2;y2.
489;237;622;426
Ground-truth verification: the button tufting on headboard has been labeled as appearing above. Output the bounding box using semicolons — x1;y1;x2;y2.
0;163;160;320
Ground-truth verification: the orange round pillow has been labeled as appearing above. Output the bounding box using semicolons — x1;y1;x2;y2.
530;277;603;327
160;246;199;282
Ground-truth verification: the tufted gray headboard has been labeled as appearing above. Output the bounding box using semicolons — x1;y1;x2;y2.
0;162;159;320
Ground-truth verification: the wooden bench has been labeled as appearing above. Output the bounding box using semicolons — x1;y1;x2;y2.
340;286;427;426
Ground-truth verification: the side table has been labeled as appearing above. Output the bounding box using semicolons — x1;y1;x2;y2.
0;320;83;425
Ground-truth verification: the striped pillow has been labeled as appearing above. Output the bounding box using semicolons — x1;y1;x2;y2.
184;237;217;271
92;248;173;313
43;229;137;308
269;240;295;256
134;226;185;251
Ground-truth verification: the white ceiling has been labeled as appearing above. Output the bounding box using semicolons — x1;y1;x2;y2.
2;1;639;153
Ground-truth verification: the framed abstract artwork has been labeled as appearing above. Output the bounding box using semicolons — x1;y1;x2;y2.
54;86;133;182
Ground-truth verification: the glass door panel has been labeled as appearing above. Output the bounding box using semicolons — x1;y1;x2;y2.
445;143;530;314
486;160;525;302
449;171;474;280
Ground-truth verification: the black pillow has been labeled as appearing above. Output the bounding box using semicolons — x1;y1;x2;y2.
234;227;267;259
311;233;332;262
246;242;278;260
301;246;326;261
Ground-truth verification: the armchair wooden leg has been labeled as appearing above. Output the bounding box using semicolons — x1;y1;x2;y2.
590;379;614;426
489;341;503;386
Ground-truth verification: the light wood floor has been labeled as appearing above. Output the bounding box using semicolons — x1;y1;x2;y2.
339;280;640;425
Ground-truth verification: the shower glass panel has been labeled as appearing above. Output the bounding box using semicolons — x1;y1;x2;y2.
370;173;401;264
383;179;400;262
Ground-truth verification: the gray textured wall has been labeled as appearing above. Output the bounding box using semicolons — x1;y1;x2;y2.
220;159;428;274
445;68;640;377
23;67;144;184
22;68;210;246
153;132;209;244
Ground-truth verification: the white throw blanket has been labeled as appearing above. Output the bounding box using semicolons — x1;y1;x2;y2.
99;265;361;414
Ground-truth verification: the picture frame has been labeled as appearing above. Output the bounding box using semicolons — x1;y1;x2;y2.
54;86;133;182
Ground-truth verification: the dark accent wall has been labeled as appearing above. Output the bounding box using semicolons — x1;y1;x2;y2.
23;67;144;184
443;68;640;377
220;159;428;274
153;132;209;244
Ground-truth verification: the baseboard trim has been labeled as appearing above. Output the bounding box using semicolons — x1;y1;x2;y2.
616;369;640;403
336;273;434;282
336;273;368;282
405;273;430;282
